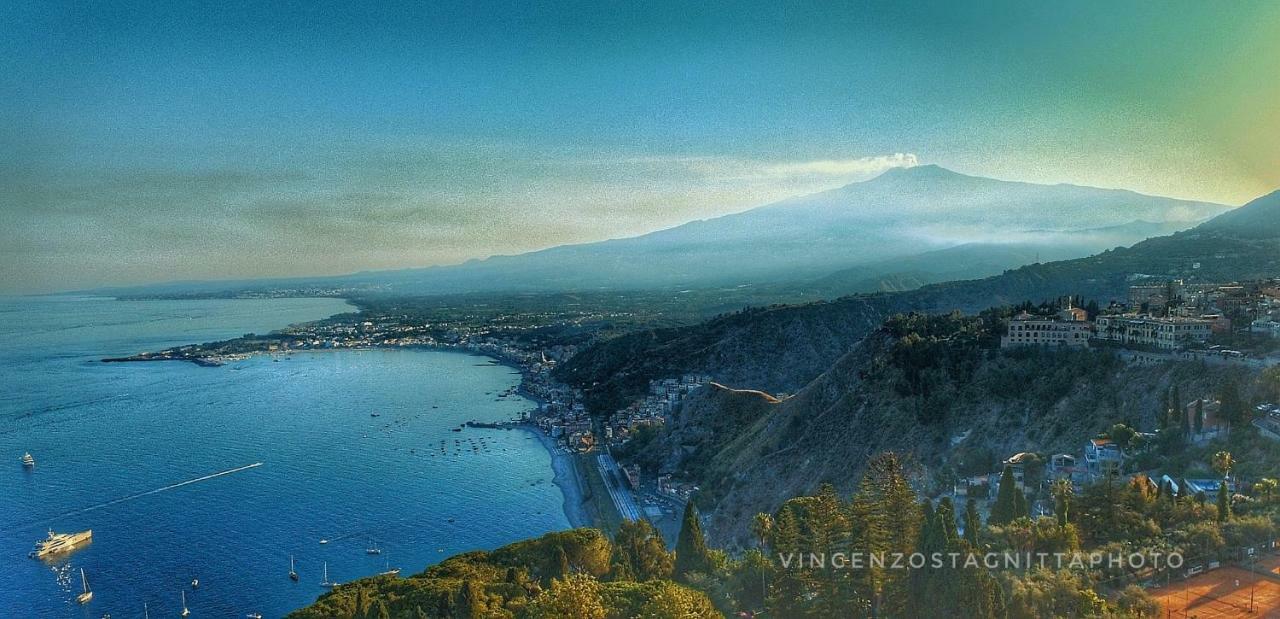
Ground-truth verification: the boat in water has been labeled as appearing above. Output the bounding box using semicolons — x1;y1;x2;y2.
379;560;400;577
29;529;92;558
191;577;199;589
180;590;190;617
365;539;381;555
321;562;337;588
289;555;298;581
21;452;35;468
76;568;93;604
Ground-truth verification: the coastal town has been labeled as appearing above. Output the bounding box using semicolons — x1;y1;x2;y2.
92;274;1280;615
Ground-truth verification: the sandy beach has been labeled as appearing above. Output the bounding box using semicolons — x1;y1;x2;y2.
529;426;593;528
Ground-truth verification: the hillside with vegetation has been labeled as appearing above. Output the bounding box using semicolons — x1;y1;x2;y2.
293;446;1280;618
557;193;1280;413
287;527;720;619
621;311;1263;547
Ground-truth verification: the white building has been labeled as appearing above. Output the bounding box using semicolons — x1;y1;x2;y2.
1001;310;1092;349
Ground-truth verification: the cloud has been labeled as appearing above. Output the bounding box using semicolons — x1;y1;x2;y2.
671;153;920;184
761;153;919;177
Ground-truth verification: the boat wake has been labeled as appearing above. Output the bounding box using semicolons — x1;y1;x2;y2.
9;462;264;532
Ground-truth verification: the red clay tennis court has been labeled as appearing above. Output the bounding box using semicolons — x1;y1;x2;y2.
1150;566;1280;618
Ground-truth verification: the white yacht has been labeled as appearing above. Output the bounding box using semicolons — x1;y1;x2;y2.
21;453;35;468
30;529;92;558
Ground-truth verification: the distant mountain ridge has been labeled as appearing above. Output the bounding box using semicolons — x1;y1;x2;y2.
97;165;1229;298
556;188;1280;413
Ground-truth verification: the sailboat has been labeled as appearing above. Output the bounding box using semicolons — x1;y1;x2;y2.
289;555;298;581
320;562;337;588
76;568;93;604
180;590;190;617
365;538;381;555
379;560;400;577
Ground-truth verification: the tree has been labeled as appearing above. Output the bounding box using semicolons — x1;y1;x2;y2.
1212;451;1235;479
1254;478;1278;503
1219;377;1246;430
1051;478;1073;527
1217;480;1232;522
990;465;1020;525
611;519;674;582
457;579;486;619
1194;399;1205;434
749;513;773;611
674;502;713;582
526;573;606;619
1171;385;1186;437
1114;584;1161;617
964;498;982;545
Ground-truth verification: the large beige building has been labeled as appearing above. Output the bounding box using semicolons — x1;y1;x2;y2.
1001;310;1092;348
1094;315;1213;350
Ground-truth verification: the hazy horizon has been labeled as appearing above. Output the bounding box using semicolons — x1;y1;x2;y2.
5;1;1280;293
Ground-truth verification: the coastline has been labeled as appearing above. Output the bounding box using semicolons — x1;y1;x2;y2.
99;327;598;531
526;424;593;529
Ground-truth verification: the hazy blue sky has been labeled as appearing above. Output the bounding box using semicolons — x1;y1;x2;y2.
4;1;1279;293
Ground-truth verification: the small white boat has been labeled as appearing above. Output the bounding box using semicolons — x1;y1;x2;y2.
76;568;93;604
246;614;262;619
181;590;190;617
318;539;329;545
321;562;337;588
191;578;199;589
289;555;298;581
21;453;35;468
365;539;381;555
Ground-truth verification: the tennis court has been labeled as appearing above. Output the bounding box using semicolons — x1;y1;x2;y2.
1150;566;1280;618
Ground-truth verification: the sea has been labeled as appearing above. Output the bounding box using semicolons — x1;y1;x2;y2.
0;295;570;618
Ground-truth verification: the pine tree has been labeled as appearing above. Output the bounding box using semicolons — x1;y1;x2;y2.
610;518;673;582
990;465;1019;525
372;600;391;619
1172;385;1185;437
436;590;454;618
673;501;713;582
964;498;981;546
1195;399;1205;434
1217;481;1232;522
354;589;369;619
936;497;959;544
554;545;571;579
458;579;485;619
1052;479;1073;528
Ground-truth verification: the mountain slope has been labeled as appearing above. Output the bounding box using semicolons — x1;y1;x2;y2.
100;166;1227;298
557;190;1280;413
357;166;1226;293
1197;189;1280;237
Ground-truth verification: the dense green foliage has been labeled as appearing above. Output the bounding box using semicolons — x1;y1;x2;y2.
287;528;715;619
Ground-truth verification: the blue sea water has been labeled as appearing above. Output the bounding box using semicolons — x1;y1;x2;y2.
0;296;570;617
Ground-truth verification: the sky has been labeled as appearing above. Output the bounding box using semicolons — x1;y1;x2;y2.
3;1;1279;294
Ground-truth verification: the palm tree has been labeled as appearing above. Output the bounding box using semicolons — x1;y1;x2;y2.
1254;478;1277;504
1212;451;1235;480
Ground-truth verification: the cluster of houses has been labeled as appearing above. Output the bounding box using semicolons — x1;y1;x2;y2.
959;396;1259;508
1001;278;1280;352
